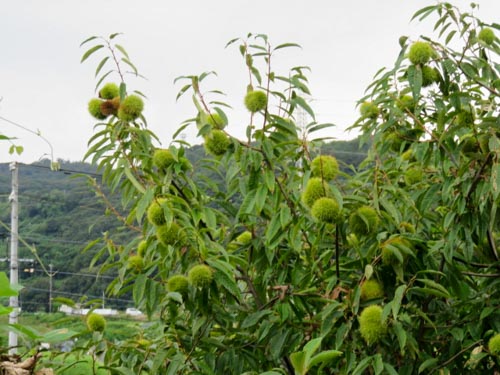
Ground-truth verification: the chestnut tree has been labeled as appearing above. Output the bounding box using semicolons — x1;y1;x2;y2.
74;3;499;374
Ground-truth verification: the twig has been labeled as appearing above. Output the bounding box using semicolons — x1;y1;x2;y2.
462;271;500;278
90;179;141;233
466;153;492;202
452;256;497;269
0;115;55;162
429;340;482;374
236;265;263;308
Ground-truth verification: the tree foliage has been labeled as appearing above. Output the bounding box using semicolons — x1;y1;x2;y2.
48;3;500;374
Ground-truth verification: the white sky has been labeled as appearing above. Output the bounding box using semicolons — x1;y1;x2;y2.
1;0;499;163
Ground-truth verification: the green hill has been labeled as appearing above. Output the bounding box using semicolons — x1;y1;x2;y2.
0;160;128;312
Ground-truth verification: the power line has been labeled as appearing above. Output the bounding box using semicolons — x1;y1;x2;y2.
33;269;116;280
20;235;94;245
24;286;133;304
17;162;103;178
18;301;49;307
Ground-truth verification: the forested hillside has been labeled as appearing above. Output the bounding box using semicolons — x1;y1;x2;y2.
0;138;366;312
0;160;128;311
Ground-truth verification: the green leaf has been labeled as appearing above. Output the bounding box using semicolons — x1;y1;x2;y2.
176;83;192;101
112;367;137;375
392;284;406;320
0;305;12;315
52;297;75;307
352;356;372;375
212;266;242;301
80;35;98;46
417;278;450;298
41;328;77;343
241;310;272;329
238;189;257;218
199;70;217;81
460;62;478;78
372;354;383;375
265;214;282;250
94;70;113;92
122;57;138;75
10;145;24;155
393;321;407;354
122;164;146;194
384;363;399;375
264;169;275;193
192;93;204;113
411;5;438;21
364;264;374;280
273;43;301;51
291;96;316;121
202;206;217;231
308;350;343;369
407;65;422;100
489;135;500;153
172;121;191;139
167;291;183;304
306;122;335;133
135;187;154;223
115;44;130;59
95;56;110;78
269;329;289;360
251;67;262;85
290;351;307;375
255;184;268;214
119;82;127;100
81;44;104;63
450;327;464;341
0;272;17;297
8;323;40;340
417;184;440;213
445;30;457;44
133;274;147;306
444;211;456;230
380;197;402;223
303;337;322;360
480;306;495;320
412;287;449;299
418;358;438;373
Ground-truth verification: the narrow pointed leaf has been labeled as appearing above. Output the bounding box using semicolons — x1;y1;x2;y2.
81;45;104;63
308;350;342;369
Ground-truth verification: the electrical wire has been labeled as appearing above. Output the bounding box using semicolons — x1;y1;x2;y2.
33;269;116;280
24;286;133;304
18;162;103;178
20;236;95;245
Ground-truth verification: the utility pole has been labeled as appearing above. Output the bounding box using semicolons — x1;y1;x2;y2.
8;162;19;355
49;263;53;313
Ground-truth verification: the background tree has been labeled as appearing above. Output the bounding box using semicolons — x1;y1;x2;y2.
65;3;499;374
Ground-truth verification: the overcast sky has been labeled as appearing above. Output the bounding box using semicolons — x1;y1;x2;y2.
1;0;499;164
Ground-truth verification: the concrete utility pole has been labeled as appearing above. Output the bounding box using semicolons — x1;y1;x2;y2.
49;263;53;313
8;162;19;355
